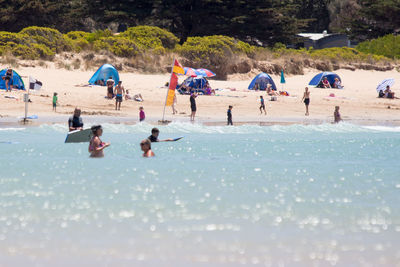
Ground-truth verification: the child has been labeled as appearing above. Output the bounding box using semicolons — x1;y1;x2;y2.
334;106;342;123
52;92;58;112
140;139;155;157
227;105;233;125
148;127;174;142
259;96;266;115
139;107;145;122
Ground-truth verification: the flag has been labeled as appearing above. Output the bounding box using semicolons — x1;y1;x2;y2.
172;59;184;75
166;73;178;106
29;76;42;90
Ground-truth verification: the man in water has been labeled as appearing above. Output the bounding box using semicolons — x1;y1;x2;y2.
148;128;174;142
68;108;84;132
106;76;114;98
114;81;125;110
190;92;197;121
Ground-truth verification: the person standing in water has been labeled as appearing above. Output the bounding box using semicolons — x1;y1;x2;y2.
68;108;84;132
88;125;110;158
334;106;342;123
190;93;197;122
114;81;125;110
259;96;266;115
140;139;155;157
227;105;233;125
302;87;310;116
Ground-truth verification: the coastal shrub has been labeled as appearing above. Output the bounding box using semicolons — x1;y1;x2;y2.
309;47;386;62
92;37;139;57
119;26;179;50
86;29;113;43
0;32;28;47
65;31;90;52
19;26;72;53
356;34;400;59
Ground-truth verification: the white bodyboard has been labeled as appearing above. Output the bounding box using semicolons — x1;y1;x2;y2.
65;129;92;143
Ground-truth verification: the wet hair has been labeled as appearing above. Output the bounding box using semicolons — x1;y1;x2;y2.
151;128;159;134
91;125;102;134
140;139;151;149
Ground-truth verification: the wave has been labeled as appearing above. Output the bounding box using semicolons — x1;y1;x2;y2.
14;121;400;135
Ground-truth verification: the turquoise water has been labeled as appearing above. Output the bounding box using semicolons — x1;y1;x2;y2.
0;123;399;266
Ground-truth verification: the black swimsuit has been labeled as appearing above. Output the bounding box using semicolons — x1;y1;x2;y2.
304;98;310;105
5;70;12;81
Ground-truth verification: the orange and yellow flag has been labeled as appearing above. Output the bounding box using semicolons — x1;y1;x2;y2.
166;59;184;106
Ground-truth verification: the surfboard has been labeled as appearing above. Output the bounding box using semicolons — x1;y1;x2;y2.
172;137;183;141
65;129;92;143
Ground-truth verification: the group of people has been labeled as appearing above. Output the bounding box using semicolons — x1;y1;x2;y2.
104;76;144;110
320;77;343;89
379;85;396;99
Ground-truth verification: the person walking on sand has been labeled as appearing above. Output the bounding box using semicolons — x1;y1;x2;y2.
334;106;342;123
114;81;125;110
259;96;266;115
172;94;178;115
52;92;58;112
190;92;197;121
139;106;145;122
106;76;114;98
68;108;84;132
140;139;155;157
302;87;310;116
89;125;110;158
227;105;233;125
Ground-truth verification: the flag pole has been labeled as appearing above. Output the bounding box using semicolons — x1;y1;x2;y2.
161;58;176;123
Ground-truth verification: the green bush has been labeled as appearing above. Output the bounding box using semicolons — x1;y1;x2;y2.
309;47;386;62
86;29;113;43
92;36;139;57
356;34;400;59
19;26;72;52
65;31;90;52
119;26;179;50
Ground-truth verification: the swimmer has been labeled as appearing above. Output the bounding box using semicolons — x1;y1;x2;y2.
140;139;155;157
88;125;110;157
148;128;174;142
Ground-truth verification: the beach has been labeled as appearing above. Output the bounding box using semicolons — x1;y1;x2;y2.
1;65;400;126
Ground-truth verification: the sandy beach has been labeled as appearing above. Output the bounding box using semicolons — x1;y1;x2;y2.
1;65;400;126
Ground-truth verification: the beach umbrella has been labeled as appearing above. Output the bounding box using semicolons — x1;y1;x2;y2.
280;69;286;84
376;78;394;92
184;67;198;77
195;68;216;77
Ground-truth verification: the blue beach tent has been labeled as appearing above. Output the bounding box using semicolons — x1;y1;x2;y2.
248;73;277;90
183;76;208;90
88;64;119;85
309;72;341;88
0;69;25;90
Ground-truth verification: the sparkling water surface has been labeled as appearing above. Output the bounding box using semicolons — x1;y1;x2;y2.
0;123;399;266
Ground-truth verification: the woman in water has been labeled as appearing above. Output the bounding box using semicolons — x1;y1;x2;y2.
140;139;155;157
88;125;110;157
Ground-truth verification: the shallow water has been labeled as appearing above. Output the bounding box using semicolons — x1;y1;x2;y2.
0;123;399;266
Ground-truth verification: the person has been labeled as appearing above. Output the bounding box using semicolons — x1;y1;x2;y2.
227;105;233;125
266;84;278;96
172;94;178;114
301;87;310;116
133;93;144;102
88;125;110;158
254;83;259;91
125;90;132;100
259;96;266;115
333;78;343;89
148;127;174;142
334;106;342;123
140;139;155;158
106;76;114;98
384;85;395;99
190;92;197;121
322;77;331;88
52;92;58;112
114;81;125;110
95;79;104;86
378;90;385;98
68;108;84;131
4;68;13;92
139;106;145;122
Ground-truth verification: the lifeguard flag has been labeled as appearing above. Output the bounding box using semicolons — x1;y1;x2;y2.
166;59;184;106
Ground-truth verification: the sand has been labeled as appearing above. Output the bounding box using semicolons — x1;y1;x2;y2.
1;64;400;126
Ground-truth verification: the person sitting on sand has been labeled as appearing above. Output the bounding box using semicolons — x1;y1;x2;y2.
266;84;278;96
333;78;343;89
141;139;155;157
95;79;105;86
133;93;144;102
89;125;110;158
125;89;132;100
114;81;125;110
384;85;395;99
68;108;84;132
322;77;331;88
334;106;342;123
148;127;174;142
106;77;114;98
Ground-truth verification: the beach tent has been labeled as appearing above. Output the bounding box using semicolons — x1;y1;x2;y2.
309;72;341;88
248;73;277;90
0;69;25;90
182;76;208;90
88;64;119;85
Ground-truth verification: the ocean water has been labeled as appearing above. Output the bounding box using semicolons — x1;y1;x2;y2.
0;123;399;267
